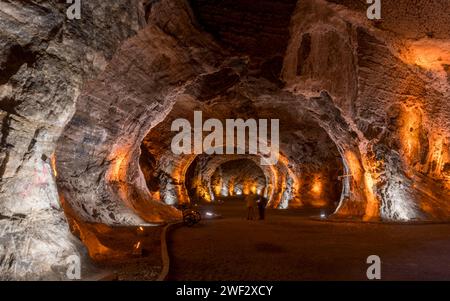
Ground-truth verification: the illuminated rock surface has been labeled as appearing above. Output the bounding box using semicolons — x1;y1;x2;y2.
0;0;449;279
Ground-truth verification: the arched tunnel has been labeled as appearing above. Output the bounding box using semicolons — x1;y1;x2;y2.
139;96;345;210
0;0;450;281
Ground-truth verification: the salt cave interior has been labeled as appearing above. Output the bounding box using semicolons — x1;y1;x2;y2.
0;0;449;280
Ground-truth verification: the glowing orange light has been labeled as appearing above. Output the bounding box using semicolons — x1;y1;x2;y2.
134;241;141;249
72;222;114;260
445;179;450;191
214;183;222;196
363;171;379;220
228;181;235;196
243;182;251;195
400;39;450;71
344;151;362;180
50;153;58;177
107;147;129;182
311;179;322;195
309;175;327;207
197;186;212;202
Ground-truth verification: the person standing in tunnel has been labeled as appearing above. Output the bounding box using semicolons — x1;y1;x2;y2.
257;193;268;220
246;192;257;220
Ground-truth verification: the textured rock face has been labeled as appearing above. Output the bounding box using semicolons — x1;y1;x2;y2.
209;159;267;198
328;0;450;39
1;0;449;280
0;0;145;280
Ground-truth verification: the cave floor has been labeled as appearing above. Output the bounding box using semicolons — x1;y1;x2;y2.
167;200;450;280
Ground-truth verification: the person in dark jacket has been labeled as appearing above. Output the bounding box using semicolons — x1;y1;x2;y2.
257;194;268;220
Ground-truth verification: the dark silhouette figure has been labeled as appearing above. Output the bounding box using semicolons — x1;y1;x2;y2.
257;195;268;220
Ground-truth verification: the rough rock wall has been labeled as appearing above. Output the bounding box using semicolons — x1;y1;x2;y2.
0;0;145;280
211;159;267;195
185;156;270;202
55;0;222;228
